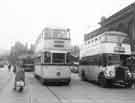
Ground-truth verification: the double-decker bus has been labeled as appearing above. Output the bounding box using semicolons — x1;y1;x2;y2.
34;27;72;85
79;31;134;88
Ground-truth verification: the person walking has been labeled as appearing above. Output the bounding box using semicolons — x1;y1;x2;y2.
8;64;11;72
13;60;25;90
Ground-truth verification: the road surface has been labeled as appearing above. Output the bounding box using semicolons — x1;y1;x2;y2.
0;67;135;103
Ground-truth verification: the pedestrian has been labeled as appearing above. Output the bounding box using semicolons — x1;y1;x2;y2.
126;56;135;88
8;64;11;72
13;60;25;90
13;64;16;74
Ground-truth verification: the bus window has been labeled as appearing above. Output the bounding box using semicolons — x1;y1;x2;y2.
44;52;51;63
107;54;120;65
97;55;102;66
52;53;65;64
101;54;107;66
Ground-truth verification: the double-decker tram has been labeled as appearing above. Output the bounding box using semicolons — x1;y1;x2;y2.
79;31;134;88
34;27;71;85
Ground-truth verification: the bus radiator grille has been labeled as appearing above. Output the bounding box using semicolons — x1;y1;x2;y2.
115;68;125;80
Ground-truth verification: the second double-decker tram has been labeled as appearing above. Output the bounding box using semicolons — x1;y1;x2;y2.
34;27;72;85
79;31;135;88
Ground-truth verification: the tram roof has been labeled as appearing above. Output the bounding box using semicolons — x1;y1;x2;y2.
42;27;70;32
34;49;71;55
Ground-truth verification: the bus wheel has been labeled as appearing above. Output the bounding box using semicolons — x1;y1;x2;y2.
98;74;108;88
125;81;134;88
80;71;87;81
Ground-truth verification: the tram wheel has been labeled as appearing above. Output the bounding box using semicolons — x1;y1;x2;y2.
80;71;87;81
98;74;108;88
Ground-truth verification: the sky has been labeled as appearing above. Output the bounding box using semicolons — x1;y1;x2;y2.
0;0;134;50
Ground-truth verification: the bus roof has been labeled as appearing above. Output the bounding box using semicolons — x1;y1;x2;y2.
84;31;128;41
103;31;127;36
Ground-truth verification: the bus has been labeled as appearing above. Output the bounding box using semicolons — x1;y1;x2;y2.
34;27;72;85
79;31;134;88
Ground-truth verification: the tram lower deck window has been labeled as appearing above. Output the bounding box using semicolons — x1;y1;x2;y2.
52;53;65;64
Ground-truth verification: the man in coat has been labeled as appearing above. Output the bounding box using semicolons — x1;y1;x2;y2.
13;60;25;90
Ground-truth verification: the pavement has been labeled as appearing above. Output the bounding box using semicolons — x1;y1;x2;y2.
0;65;11;90
0;67;135;103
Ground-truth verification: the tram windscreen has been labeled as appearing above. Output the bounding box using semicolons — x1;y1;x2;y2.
52;53;65;64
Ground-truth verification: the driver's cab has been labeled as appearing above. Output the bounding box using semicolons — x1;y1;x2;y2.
102;54;132;79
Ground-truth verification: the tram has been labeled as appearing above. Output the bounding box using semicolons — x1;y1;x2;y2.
34;27;72;85
79;31;134;88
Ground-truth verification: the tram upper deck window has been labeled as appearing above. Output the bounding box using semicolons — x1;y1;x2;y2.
52;53;65;64
44;29;70;40
53;30;70;39
44;31;52;39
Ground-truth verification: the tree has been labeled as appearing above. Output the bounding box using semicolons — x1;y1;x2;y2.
71;45;80;57
9;41;30;64
70;45;80;63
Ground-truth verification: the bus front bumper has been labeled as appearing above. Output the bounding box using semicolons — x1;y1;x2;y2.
106;77;133;85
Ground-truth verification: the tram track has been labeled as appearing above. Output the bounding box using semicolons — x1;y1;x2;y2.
32;73;94;103
45;86;64;103
30;73;64;103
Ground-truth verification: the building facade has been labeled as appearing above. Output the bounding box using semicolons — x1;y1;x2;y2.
86;2;135;53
